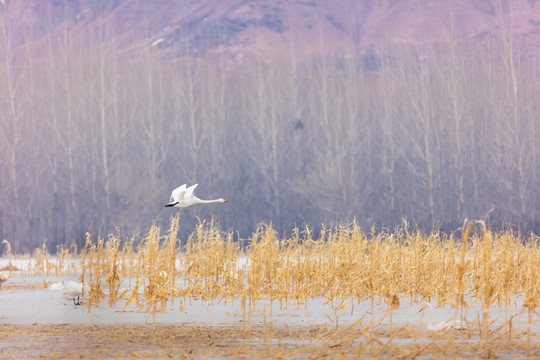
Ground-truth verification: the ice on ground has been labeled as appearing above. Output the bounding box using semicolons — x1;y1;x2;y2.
0;269;536;333
0;257;538;335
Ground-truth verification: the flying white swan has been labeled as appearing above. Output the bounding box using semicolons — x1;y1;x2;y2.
165;184;227;208
63;281;88;306
420;302;467;331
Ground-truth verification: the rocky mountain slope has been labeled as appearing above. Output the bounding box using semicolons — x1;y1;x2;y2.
3;0;540;64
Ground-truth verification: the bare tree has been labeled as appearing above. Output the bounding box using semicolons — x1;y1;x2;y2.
431;31;472;223
0;6;27;250
373;47;402;221
481;1;532;226
397;48;442;226
171;57;206;184
90;24;117;229
241;59;290;222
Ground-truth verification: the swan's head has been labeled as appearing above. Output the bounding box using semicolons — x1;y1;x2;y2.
419;304;425;312
222;199;227;202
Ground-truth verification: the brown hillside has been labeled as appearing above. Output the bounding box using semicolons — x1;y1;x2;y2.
2;0;540;64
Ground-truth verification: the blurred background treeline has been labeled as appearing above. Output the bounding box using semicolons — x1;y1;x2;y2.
1;1;539;252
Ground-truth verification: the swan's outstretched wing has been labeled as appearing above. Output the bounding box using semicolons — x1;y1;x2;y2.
184;184;198;202
170;184;187;203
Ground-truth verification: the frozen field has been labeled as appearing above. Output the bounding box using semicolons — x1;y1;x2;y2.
2;257;540;359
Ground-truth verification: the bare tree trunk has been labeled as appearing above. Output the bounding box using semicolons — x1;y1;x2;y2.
399;51;438;226
177;57;204;183
144;53;159;191
45;27;63;245
447;47;466;222
249;59;284;220
98;36;112;226
0;10;22;250
377;49;400;217
62;20;78;242
490;1;528;225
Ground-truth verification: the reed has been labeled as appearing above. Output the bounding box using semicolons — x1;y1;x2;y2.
14;216;540;357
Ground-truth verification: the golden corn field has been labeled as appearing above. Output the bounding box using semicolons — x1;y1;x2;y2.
2;215;540;359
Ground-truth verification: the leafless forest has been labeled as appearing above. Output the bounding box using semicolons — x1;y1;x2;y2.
1;10;539;252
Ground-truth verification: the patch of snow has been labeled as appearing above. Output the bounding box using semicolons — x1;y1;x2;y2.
151;38;165;48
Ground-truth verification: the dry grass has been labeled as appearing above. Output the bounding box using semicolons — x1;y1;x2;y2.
2;322;540;359
2;215;540;358
6;214;540;315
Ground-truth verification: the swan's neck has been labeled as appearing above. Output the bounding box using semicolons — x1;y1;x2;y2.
426;303;436;330
195;197;225;204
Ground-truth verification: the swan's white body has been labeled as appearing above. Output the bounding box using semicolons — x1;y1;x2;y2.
0;272;8;287
48;281;65;290
165;184;226;208
63;281;88;305
421;302;467;331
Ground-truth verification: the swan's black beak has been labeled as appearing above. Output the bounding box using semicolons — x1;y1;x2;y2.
165;202;178;207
